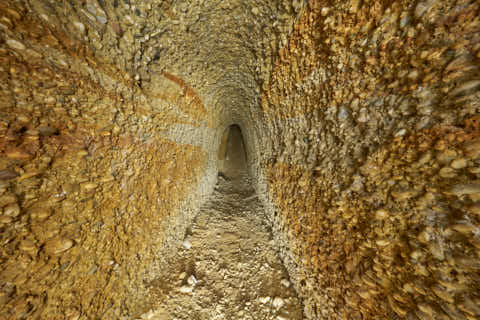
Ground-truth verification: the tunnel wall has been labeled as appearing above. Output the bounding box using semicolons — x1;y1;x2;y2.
256;0;480;319
0;2;217;318
1;0;480;319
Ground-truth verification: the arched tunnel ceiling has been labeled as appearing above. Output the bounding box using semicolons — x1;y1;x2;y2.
25;0;303;124
1;0;480;319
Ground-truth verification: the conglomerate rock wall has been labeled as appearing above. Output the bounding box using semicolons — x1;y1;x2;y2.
256;0;480;319
0;0;479;319
0;1;218;318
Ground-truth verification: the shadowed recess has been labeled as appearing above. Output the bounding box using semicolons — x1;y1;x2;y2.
0;0;480;319
218;124;248;179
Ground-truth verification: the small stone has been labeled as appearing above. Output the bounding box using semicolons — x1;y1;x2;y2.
407;69;420;80
0;195;17;206
272;297;285;309
414;1;432;19
65;308;81;320
179;285;193;293
280;279;290;288
395;128;407;137
439;167;457;178
357;108;369;123
452;223;476;235
6;39;26;51
437;149;457;164
400;14;411;28
183;238;192;249
97;16;107;24
449;183;480;196
351;175;364;192
37;126;59;136
73;21;86;34
3;203;20;217
0;170;18;180
44;238;74;255
0;216;13;223
432;285;454;303
187;275;197;286
29;207;51;220
463;140;480;159
451;158;467;169
19;239;36;252
45;96;56;105
376;239;390;247
81;182;98;192
375;209;388;219
429;242;444;261
468;167;480;175
418;302;436;316
88;265;98;275
391;189;420;200
468;203;480;216
451;80;480;97
458;298;480;317
338;106;350;120
350;0;362;13
111;22;123;36
18;171;41;183
259;296;271;304
0;21;11;31
251;7;259;15
140;310;156;320
5;148;33;159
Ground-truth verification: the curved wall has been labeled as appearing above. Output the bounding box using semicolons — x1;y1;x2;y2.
1;0;480;319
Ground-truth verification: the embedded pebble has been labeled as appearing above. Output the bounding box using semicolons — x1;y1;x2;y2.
281;279;291;288
44;238;74;255
273;297;285;309
6;39;26;51
179;285;193;293
259;296;271;304
3;203;20;217
395;128;407;137
73;21;86;34
187;275;197;286
183;238;192;249
19;239;36;252
449;183;480;196
451;158;468;169
0;170;19;180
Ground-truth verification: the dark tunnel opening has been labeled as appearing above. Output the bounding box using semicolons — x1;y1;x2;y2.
217;124;248;179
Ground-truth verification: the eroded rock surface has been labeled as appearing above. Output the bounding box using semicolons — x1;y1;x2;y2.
0;0;479;319
142;175;303;320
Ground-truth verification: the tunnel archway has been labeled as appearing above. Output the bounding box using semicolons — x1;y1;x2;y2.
217;124;248;179
2;1;480;319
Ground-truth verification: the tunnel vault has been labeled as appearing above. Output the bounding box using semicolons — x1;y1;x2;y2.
1;0;480;319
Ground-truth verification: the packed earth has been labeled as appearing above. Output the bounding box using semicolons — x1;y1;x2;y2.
140;174;303;320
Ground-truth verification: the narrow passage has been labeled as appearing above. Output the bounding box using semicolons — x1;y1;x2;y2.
140;126;304;319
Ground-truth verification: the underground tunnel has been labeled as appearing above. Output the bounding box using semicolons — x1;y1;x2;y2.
0;0;480;319
218;124;248;180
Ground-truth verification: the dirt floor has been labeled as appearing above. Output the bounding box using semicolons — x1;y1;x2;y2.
138;171;304;320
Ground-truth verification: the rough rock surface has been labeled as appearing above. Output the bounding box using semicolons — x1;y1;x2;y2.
140;174;303;320
256;1;480;319
0;0;480;319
